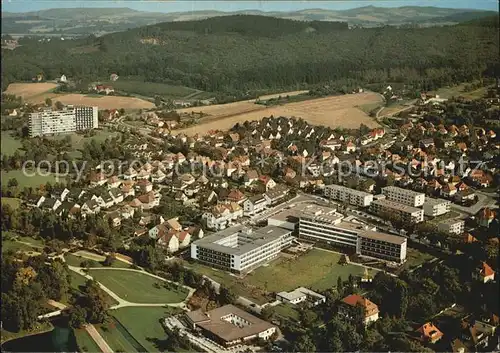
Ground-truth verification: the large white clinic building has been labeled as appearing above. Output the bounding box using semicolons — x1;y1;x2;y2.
296;205;407;263
29;106;98;137
190;225;293;273
324;184;373;207
381;186;425;207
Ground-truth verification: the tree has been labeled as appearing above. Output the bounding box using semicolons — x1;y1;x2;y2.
299;309;318;327
260;306;275;321
69;306;87;328
45;98;52;106
337;276;343;294
81;280;109;324
292;333;316;352
55;101;64;110
218;285;237;305
103;254;115;267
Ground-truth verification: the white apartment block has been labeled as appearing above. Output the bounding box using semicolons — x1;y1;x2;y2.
297;205;407;263
437;219;465;235
423;198;451;217
324;184;373;207
370;199;424;223
190;225;293;273
29;106;98;137
381;186;425;207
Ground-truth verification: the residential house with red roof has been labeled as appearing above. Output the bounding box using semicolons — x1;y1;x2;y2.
339;294;379;326
477;207;496;228
417;322;444;344
476;262;495;283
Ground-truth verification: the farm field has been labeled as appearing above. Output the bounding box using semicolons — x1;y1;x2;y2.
101;80;201;99
89;269;189;304
5;83;155;109
32;93;155;110
4;82;57;100
176;92;382;135
1;169;65;188
111;307;181;352
245;248;377;293
1;131;23;156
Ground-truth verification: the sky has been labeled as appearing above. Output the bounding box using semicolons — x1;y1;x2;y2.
2;0;498;13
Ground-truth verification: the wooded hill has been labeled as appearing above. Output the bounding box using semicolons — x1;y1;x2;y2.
2;15;499;94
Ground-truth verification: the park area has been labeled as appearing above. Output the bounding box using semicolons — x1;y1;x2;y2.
74;328;102;353
89;269;189;304
103;307;182;352
246;249;376;293
184;248;377;304
176;91;382;135
64;253;129;269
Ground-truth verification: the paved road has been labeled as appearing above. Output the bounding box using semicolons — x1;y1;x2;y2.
450;192;497;215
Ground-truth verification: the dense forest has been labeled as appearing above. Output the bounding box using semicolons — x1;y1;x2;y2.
2;15;499;93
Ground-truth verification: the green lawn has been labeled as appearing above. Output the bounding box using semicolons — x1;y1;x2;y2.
1;232;43;253
1;131;23;156
403;248;435;271
69;271;119;307
70;271;88;291
1;170;65;188
112;307;181;352
183;261;270;304
246;249;376;292
73;328;102;353
429;83;488;100
96;320;140;353
46;129;120;159
89;269;189;304
273;303;300;321
64;253;130;269
1;197;22;209
102;80;199;99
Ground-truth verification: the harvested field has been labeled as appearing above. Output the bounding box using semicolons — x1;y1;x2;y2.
29;93;155;110
5;82;57;100
5;83;155;109
256;90;309;101
176;92;382;135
